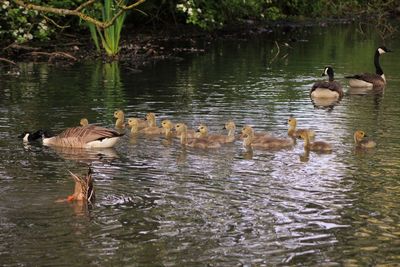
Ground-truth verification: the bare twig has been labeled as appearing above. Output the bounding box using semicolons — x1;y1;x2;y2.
27;51;77;61
0;57;17;66
13;0;145;29
269;41;280;64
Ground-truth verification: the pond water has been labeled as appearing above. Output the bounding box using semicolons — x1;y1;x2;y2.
1;24;400;266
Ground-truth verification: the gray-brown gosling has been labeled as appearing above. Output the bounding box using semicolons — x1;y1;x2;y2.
80;118;89;127
175;123;221;149
128;118;162;135
287;116;315;139
298;131;332;152
114;110;125;129
310;66;343;100
345;46;392;88
161;119;175;138
196;121;236;143
241;125;294;150
354;130;376;149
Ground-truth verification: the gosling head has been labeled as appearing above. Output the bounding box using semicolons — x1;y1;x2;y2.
297;131;310;140
145;112;156;121
174;123;187;134
197;124;208;135
224;121;236;130
80;118;89;127
241;125;254;136
114;110;124;119
161;119;174;129
288;116;297;127
127;118;139;128
354;130;367;143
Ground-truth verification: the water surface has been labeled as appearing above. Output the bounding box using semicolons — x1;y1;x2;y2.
1;24;400;266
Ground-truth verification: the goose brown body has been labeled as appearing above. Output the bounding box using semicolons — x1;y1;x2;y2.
43;125;123;148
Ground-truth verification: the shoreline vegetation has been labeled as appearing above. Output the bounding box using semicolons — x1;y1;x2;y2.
0;0;399;67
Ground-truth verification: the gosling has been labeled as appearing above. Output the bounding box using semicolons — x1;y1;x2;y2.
175;123;221;149
242;125;294;150
298;131;332;152
354;130;376;149
287;116;315;139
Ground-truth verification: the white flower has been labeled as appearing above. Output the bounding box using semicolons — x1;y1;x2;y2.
26;33;33;40
19;27;24;33
197;8;201;13
188;7;193;16
2;1;9;9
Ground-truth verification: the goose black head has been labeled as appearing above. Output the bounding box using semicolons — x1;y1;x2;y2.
18;129;44;142
377;46;392;54
322;66;334;77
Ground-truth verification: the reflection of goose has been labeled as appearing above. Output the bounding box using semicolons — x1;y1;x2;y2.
114;110;125;129
241;125;294;149
287;116;315;139
175;123;221;149
345;46;392;88
42;125;123;148
298;131;332;152
310;66;343;100
354;130;376;148
51;146;118;162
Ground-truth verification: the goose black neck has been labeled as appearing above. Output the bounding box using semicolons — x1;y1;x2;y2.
374;50;383;75
328;72;334;82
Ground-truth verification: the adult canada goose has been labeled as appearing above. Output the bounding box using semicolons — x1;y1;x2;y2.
345;46;392;88
114;110;125;129
65;167;95;203
287;116;315;139
197;122;236;143
354;130;376;148
175;123;221;149
42;125;123;148
310;66;343;100
241;125;294;149
298;131;332;152
80;118;89;127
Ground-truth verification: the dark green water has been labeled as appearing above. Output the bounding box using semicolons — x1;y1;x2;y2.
1;25;400;266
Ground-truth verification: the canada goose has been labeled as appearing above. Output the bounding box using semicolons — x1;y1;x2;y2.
161;119;175;138
42;125;123;148
66;167;95;203
287;116;315;139
354;130;376;148
310;67;343;100
345;46;392;88
197;122;236;143
80;118;89;127
241;125;294;149
114;110;125;129
127;117;162;135
19;130;44;142
175;123;221;149
298;131;332;152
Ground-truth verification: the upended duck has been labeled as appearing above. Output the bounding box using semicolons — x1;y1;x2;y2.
310;66;343;100
345;46;392;88
41;125;123;148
